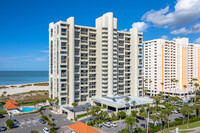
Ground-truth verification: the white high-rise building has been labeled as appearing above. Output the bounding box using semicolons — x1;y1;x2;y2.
144;38;200;98
49;13;143;108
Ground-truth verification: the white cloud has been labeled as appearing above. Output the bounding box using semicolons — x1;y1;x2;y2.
171;23;200;34
131;22;149;32
161;35;168;40
40;50;49;53
120;29;128;32
194;37;200;44
142;0;200;26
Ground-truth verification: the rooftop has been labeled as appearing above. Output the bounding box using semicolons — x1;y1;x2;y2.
68;121;100;133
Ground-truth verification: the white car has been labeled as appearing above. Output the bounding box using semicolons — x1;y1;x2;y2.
172;110;178;114
43;127;49;133
111;122;117;127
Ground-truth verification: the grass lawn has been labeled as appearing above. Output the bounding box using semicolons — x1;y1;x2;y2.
160;121;200;133
179;130;194;133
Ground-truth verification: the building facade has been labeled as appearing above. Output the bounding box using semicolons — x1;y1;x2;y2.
49;12;143;107
144;38;200;98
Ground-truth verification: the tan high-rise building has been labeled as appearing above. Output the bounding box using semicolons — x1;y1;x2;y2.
49;12;143;107
144;38;200;98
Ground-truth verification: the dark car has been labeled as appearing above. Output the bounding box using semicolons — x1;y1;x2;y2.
39;119;46;124
0;126;7;131
0;114;3;118
12;119;18;125
136;118;139;123
136;116;145;120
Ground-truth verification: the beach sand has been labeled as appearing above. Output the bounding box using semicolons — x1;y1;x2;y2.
0;83;48;95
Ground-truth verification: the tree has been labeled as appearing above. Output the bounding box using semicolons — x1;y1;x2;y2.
90;106;97;121
3;91;7;101
99;111;109;121
150;80;152;97
86;107;90;122
195;104;200;116
117;111;126;120
180;104;194;124
118;129;131;133
124;97;130;113
158;111;167;131
194;83;199;103
6;119;14;129
72;102;78;120
153;95;161;111
143;79;147;96
123;115;136;132
131;110;138;117
140;111;148;129
163;103;175;128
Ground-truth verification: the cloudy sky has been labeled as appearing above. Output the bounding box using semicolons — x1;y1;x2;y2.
0;0;200;71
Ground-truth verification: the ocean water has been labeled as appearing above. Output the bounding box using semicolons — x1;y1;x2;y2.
0;71;48;86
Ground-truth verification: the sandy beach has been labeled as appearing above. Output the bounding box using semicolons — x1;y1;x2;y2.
0;82;48;95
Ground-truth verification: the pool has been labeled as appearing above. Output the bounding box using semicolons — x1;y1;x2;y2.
20;107;38;112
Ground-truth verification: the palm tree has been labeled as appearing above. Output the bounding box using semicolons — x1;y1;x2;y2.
150;80;152;97
3;91;7;101
164;103;175;128
90;106;97;121
86;107;90;122
189;81;193;88
195;104;200;116
180;104;194;124
158;111;167;131
183;85;187;99
124;97;130;113
131;100;136;111
72;102;78;120
143;79;147;96
140;111;148;129
123;115;136;132
194;83;199;103
174;79;179;95
153;95;161;111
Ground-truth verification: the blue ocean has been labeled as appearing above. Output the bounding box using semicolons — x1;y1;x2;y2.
0;71;48;86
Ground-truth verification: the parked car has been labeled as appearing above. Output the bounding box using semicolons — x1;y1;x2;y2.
136;118;139;123
103;122;111;128
172;110;178;114
43;127;49;133
39;119;46;124
98;124;102;128
0;126;7;131
12;119;18;125
111;122;117;127
0;114;4;118
136;116;145;120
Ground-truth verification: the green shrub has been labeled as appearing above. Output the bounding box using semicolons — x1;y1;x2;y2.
49;128;57;133
87;121;95;126
0;110;7;114
103;104;107;108
48;107;53;110
6;119;14;129
118;129;131;133
30;130;39;133
76;113;87;119
33;82;49;86
41;115;48;120
0;101;5;105
117;111;126;119
0;86;8;89
10;86;17;88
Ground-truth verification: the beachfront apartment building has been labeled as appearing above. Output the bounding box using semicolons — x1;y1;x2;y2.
49;12;143;107
144;38;200;98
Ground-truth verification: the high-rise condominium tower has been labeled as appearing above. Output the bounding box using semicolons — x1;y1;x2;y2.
49;12;143;107
144;38;200;97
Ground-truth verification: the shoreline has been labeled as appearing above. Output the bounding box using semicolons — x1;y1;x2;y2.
0;81;49;87
0;82;49;95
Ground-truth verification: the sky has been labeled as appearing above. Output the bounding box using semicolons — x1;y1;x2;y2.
0;0;200;71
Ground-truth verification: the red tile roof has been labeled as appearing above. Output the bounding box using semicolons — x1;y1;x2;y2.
4;102;18;110
7;99;18;105
68;122;100;133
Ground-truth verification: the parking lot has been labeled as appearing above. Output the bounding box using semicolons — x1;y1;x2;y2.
0;107;73;133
